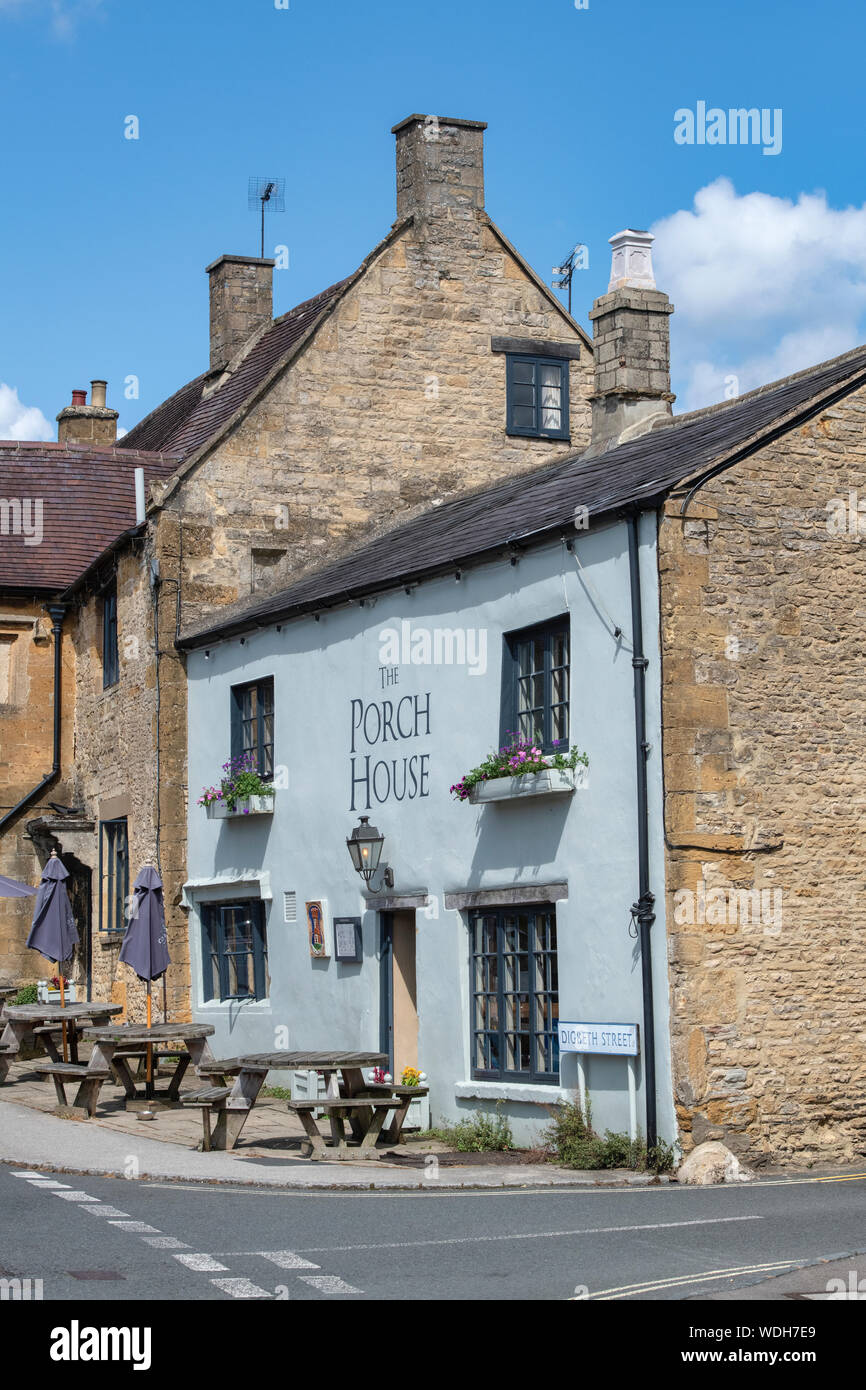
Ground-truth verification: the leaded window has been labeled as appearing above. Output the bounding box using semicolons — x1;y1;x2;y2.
470;907;559;1084
502;617;570;753
201;899;268;1002
231;678;274;778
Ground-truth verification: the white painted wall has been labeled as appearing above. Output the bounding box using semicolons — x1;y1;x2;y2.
185;515;674;1146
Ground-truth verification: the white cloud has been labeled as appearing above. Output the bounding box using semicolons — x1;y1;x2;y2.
0;0;105;39
650;179;866;411
0;384;54;441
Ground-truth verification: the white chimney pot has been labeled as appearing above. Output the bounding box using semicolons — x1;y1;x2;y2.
607;229;656;292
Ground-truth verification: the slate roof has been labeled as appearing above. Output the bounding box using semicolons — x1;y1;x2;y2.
122;279;350;458
178;343;866;649
0;443;182;592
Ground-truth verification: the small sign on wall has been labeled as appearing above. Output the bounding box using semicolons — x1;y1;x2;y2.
558;1021;639;1056
333;916;362;963
306;899;329;958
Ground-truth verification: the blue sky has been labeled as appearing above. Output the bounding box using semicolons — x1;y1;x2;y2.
2;0;866;438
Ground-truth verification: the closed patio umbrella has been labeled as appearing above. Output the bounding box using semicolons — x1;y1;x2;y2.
26;851;79;1061
119;864;170;1098
0;873;37;898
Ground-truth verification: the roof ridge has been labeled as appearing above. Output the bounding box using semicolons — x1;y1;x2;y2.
671;340;866;427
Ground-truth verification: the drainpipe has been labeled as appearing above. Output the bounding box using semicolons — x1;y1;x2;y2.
627;512;657;1150
0;604;66;836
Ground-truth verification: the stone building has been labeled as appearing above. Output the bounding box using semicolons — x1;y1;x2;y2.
0;113;590;1020
179;228;866;1166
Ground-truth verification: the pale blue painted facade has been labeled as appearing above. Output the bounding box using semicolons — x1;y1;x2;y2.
184;512;675;1145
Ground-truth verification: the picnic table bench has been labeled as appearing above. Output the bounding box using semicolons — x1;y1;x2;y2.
193;1050;392;1153
0;1003;122;1083
77;1023;216;1108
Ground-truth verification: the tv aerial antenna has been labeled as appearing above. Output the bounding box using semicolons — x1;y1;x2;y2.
551;243;587;315
248;176;286;259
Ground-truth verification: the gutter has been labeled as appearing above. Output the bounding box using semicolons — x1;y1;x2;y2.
0;604;66;837
627;511;657;1150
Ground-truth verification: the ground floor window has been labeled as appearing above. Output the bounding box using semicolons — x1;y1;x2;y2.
99;817;128;933
470;905;559;1084
200;899;268;1002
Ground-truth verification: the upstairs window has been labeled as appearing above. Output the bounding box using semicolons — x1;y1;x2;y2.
502;617;570;755
99;818;128;934
505;355;569;440
102;580;119;689
231;677;274;779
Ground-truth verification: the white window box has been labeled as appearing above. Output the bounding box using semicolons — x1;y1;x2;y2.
468;769;576;804
205;794;275;819
37;982;77;1004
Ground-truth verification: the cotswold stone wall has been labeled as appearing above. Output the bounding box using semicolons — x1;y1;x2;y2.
661;385;866;1165
66;525;190;1024
173;215;593;613
0;599;74;985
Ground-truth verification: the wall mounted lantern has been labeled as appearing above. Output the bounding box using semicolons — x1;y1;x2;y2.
346;816;394;889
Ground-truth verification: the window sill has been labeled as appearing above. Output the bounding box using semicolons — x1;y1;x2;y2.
506;430;571;443
196;998;272;1011
455;1080;564;1106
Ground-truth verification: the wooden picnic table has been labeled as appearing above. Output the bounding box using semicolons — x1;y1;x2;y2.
68;1023;217;1111
192;1050;391;1153
0;1003;122;1083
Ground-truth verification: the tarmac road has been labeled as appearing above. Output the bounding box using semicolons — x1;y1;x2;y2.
2;1161;865;1302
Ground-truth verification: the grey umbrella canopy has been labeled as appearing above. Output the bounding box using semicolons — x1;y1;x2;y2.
26;853;79;964
0;873;37;898
119;865;170;982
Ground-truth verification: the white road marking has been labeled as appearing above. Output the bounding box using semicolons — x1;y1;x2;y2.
27;1179;70;1188
588;1258;800;1300
174;1253;229;1272
80;1205;131;1217
11;1171;53;1178
50;1190;101;1202
108;1221;162;1234
297;1214;763;1255
141;1236;190;1250
299;1275;362;1296
257;1251;320;1270
211;1278;274;1299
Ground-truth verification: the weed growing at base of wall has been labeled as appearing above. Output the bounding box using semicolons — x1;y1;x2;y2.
543;1097;676;1173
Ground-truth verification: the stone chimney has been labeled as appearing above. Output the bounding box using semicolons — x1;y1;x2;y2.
56;380;119;446
588;230;675;453
392;114;487;224
206;254;274;373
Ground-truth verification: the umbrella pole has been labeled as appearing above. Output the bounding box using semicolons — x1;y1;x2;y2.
146;982;153;1100
58;965;68;1063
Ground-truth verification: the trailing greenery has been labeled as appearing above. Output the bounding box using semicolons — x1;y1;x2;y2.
11;983;38;1005
430;1104;514;1152
450;732;588;802
543;1097;675;1174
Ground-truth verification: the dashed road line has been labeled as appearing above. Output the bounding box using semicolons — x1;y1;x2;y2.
50;1190;101;1202
258;1250;321;1270
173;1253;230;1272
211;1278;274;1299
141;1236;190;1250
299;1275;362;1296
80;1205;131;1217
109;1220;162;1234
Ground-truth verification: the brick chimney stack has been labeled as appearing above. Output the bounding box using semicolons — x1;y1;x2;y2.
207;254;275;373
392;114;487;224
56;380;119;446
588;230;675;453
